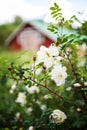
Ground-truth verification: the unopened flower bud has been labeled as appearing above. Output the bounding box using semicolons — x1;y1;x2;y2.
51;79;55;84
74;83;82;88
33;55;36;61
77;108;81;112
43;64;47;70
8;66;12;71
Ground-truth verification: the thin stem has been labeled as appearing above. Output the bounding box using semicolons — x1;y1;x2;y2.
33;60;36;80
27;77;64;100
59;18;64;37
23;76;79;107
64;50;87;104
64;50;78;80
10;65;86;106
80;89;87;104
44;68;47;87
55;124;58;130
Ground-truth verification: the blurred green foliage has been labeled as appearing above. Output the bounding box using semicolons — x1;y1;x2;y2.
0;16;23;47
0;50;36;129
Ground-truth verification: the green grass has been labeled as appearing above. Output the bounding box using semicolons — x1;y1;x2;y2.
0;50;36;64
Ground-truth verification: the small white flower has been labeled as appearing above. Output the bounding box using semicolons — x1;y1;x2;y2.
27;107;33;113
37;46;52;68
44;94;52;100
40;105;46;110
51;65;67;86
48;45;59;56
84;82;87;86
36;100;41;105
11;84;16;90
25;85;40;94
9;83;17;94
28;126;34;130
77;108;81;112
9;89;14;94
74;83;82;88
16;92;26;106
16;112;20;119
66;87;72;91
49;109;67;124
44;95;49;99
37;45;50;61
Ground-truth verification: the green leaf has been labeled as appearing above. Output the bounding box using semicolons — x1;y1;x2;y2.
70;15;76;19
69;19;73;23
50;7;55;10
52;13;59;18
1;74;8;85
54;2;59;8
51;10;58;15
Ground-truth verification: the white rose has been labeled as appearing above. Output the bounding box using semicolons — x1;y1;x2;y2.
49;109;67;124
51;65;67;86
37;45;59;68
16;92;26;106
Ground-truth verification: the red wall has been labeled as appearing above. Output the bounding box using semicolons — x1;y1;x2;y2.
8;24;55;51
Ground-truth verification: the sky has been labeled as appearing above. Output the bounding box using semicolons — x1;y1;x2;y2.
0;0;87;25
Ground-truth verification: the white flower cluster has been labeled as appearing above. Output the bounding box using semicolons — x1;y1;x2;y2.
36;45;67;86
16;92;27;106
9;83;17;94
49;109;67;124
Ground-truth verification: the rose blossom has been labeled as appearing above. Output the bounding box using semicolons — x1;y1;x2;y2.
49;109;67;124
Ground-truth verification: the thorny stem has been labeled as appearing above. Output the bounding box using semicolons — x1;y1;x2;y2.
58;21;87;104
11;71;19;81
26;77;64;100
59;18;78;81
10;67;85;107
64;49;87;104
10;71;72;104
22;76;80;107
64;50;78;80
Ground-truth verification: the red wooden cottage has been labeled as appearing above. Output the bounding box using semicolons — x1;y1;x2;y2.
6;20;56;51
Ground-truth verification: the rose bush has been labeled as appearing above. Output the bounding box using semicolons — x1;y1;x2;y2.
0;2;87;130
